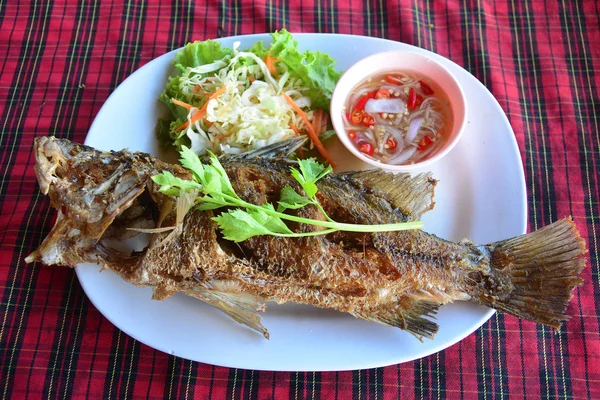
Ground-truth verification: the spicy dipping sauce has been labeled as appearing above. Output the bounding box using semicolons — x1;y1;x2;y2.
342;72;451;165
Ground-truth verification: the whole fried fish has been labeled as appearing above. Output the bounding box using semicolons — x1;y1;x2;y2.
26;137;587;339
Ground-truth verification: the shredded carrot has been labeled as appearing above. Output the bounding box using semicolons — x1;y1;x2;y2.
193;85;201;93
174;86;227;132
312;109;329;136
171;98;192;110
265;53;280;77
312;111;321;136
215;133;230;140
248;76;255;83
290;123;299;136
282;92;336;167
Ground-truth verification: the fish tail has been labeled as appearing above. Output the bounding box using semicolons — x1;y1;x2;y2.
474;217;587;328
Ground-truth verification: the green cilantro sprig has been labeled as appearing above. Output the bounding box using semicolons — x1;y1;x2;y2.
151;147;423;242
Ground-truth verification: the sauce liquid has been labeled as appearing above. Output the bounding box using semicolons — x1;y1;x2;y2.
343;71;451;165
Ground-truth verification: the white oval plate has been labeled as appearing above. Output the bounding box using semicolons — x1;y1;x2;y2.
80;33;526;371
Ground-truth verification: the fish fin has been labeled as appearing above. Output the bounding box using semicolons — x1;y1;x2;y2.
355;299;440;340
476;217;587;329
337;170;437;220
152;285;175;301
219;136;307;161
184;285;269;339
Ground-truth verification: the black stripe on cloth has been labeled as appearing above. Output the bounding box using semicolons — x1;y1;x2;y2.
414;358;427;399
228;0;242;37
162;355;178;398
10;20;72;382
419;0;435;53
311;370;322;400
182;358;200;399
510;2;571;397
217;2;223;39
42;272;80;398
0;1;54;398
56;286;92;399
171;0;193;48
219;0;250;38
414;353;446;399
2;203;53;399
558;2;599;399
242;369;258;400
458;341;465;398
461;0;492;87
410;0;424;50
368;367;384;399
110;0;148;90
79;0;117;144
352;369;367;400
52;0;100;141
144;350;161;400
208;365;217;399
474;326;491;400
0;2;21;72
563;0;600;335
362;0;387;38
102;330;124;398
122;336;142;398
226;368;244;399
435;352;446;398
313;0;338;33
84;311;105;399
0;0;52;201
266;0;280;33
489;313;509;397
289;371;304;400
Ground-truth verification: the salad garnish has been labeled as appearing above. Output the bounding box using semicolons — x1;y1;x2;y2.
157;30;341;166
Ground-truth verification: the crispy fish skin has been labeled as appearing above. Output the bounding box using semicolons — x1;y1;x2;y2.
26;137;587;339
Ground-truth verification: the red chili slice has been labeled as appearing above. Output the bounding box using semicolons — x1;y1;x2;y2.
407;88;417;110
418;136;434;150
348;130;357;141
350;110;364;125
359;142;374;155
354;95;370;111
385;75;401;84
415;94;424;107
361;114;375;127
375;88;390;99
419;80;434;95
385;139;397;150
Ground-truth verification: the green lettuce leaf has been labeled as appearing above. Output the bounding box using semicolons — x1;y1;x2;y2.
159;40;234;112
251;30;341;109
173;40;234;71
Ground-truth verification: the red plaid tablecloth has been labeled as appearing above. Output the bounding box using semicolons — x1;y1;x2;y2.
1;1;599;398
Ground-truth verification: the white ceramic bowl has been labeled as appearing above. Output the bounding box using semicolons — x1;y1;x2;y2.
330;50;467;171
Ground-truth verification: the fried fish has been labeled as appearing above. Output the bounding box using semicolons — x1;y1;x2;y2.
26;137;587;339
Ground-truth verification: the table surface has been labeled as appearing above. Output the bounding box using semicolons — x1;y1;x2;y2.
1;1;599;398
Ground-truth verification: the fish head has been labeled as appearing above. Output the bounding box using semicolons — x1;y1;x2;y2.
26;137;184;273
